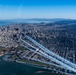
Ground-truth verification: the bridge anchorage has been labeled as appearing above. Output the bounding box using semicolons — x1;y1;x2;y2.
19;35;76;75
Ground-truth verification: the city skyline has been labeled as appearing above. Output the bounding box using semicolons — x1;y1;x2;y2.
0;0;76;19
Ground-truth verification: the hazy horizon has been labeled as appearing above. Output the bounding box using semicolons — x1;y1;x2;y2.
0;17;76;20
0;0;76;19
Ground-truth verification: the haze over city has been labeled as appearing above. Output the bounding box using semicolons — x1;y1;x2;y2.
1;0;76;75
0;0;76;19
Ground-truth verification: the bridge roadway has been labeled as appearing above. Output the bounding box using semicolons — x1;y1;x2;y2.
25;35;76;70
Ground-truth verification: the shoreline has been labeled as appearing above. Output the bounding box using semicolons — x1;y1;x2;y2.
16;60;49;70
2;54;75;75
15;60;72;75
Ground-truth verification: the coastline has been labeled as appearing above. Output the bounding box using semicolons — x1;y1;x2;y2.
16;60;49;70
1;54;75;75
15;60;69;75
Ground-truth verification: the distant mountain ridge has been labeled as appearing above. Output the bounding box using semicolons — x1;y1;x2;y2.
0;18;76;26
54;19;76;25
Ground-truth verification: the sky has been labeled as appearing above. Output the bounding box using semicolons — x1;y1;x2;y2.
0;0;76;20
